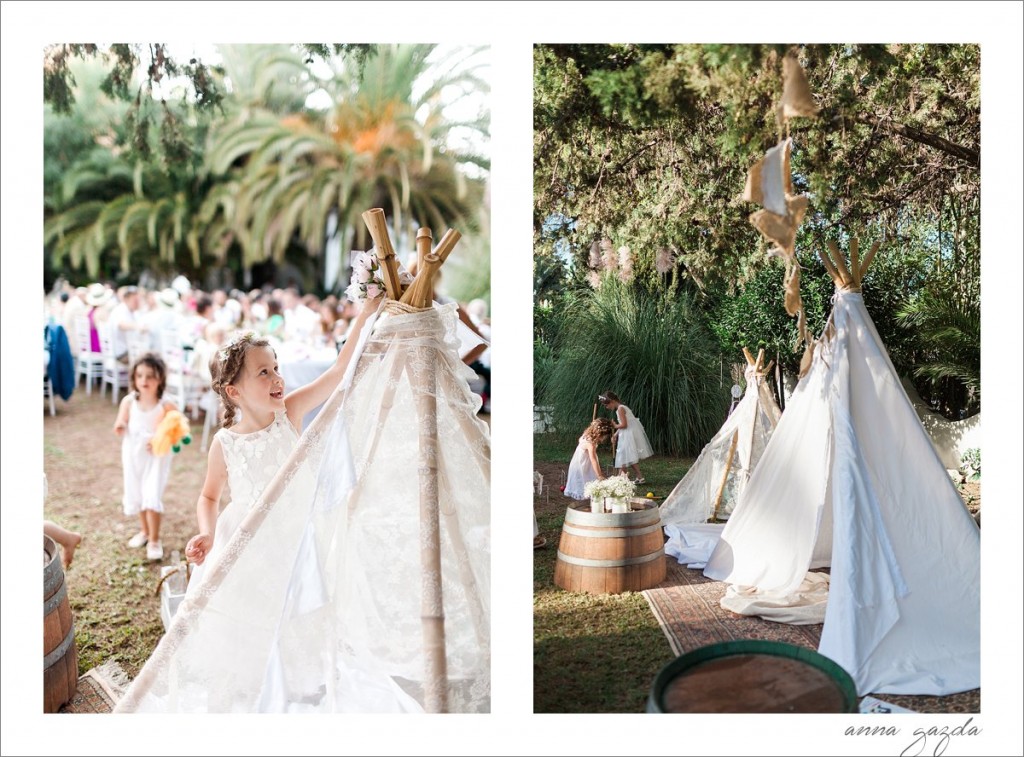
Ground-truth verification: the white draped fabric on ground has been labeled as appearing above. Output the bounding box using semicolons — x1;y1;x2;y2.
704;290;980;697
114;302;490;713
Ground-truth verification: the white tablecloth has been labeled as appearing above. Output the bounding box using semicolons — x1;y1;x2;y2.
279;346;337;430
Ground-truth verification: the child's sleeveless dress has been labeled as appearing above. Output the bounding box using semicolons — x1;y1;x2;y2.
614;404;654;468
564;436;599;499
187;410;298;593
121;398;172;515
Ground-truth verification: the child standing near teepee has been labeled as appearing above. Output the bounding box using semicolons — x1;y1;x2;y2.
564;417;615;499
600;391;654;484
115;354;178;562
185;299;380;588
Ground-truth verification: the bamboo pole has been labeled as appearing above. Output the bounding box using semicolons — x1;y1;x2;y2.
711;430;740;521
400;253;443;307
859;240;880;281
817;245;841;285
408;338;447;713
362;208;403;300
849;237;861;287
416;227;433;299
433;228;462;263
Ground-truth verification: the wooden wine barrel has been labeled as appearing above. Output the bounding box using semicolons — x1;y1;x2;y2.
44;535;77;713
554;500;666;594
646;640;858;713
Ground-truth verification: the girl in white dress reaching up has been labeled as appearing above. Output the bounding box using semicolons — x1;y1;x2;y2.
114;354;177;562
185;298;379;589
564;417;615;499
600;391;654;484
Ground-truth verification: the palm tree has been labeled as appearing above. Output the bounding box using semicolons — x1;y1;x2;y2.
897;282;980;418
44;147;204;279
200;44;490;281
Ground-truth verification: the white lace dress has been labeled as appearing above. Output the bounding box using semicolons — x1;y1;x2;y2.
186;411;298;594
564;437;599;499
614;404;654;468
121;398;172;515
115;302;489;714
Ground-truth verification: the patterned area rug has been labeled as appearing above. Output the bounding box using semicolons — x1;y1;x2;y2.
58;661;129;714
643;560;980;714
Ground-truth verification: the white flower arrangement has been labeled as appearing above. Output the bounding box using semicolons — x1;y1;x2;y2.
344;248;414;304
583;474;636;501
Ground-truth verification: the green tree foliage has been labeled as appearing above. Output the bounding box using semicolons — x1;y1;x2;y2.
45;43;224;164
534;43;979;418
197;44;489;289
45;54;211;283
44;44;490;296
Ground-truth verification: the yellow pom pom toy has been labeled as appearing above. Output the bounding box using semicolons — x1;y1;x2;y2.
150;409;192;456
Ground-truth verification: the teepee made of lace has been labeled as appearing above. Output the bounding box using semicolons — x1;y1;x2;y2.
660;348;782;527
114;212;490;713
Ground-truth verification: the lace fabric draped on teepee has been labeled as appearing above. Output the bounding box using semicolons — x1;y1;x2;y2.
660;362;782;526
115;302;490;713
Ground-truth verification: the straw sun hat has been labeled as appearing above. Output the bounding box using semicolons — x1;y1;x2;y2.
85;283;113;307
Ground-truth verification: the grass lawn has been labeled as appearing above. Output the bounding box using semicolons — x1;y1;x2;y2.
532;431;694;713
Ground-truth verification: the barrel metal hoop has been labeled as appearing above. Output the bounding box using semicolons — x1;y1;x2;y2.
562;523;662;539
43;580;68;615
43;622;75;670
565;509;660;528
556;550;663;568
44;563;64;598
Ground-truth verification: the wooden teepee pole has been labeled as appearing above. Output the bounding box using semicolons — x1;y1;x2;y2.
711;429;739;521
399;220;463;713
407;339;447;713
416;227;433;298
362;208;403;300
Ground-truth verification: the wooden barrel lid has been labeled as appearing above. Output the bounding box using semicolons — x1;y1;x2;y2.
648;640;857;713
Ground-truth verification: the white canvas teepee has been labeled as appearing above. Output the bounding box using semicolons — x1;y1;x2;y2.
114;216;490;713
704;240;980;697
660;347;782;527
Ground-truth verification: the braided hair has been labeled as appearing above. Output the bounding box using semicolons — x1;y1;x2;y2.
211;332;272;428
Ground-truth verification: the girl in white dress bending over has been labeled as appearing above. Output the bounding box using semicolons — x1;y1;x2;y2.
564;417;615;499
114;354;177;562
600;391;654;483
185;299;379;587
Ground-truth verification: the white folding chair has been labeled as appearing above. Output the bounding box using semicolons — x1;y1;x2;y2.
73;316;105;395
126;330;149;367
161;329;187;412
100;325;130;404
44;375;56;416
162;329;205;418
199;389;220;452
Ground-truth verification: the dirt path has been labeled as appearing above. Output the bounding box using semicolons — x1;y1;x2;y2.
44;385;489;682
44;387;210;678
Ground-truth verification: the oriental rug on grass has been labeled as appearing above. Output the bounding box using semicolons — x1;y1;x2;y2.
58;661;128;713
